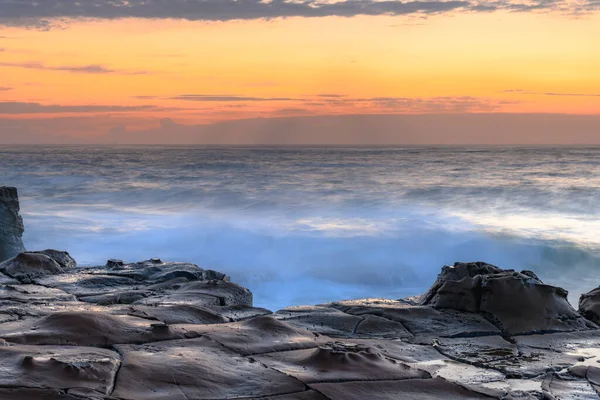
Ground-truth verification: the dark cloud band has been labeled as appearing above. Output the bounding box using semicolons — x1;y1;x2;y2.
0;0;586;29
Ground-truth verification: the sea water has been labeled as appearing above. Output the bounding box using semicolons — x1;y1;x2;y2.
1;145;599;311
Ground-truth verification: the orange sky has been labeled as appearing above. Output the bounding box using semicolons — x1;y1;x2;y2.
1;6;600;142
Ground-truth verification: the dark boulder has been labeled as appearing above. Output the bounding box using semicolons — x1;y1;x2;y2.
0;187;25;263
30;250;77;270
0;251;76;283
421;261;595;335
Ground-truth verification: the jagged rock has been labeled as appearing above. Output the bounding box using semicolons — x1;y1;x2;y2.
0;187;25;263
421;262;595;335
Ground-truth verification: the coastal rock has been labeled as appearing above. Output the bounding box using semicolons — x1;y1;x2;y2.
30;250;77;270
0;187;25;263
111;335;306;400
0;311;192;346
1;249;599;399
326;298;501;339
178;315;320;355
421;261;595;335
255;341;431;383
579;286;600;325
0;343;120;394
311;377;492;400
0;253;65;283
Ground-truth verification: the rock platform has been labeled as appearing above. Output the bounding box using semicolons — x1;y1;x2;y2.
0;254;600;400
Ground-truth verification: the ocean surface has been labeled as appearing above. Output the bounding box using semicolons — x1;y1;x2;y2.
1;145;599;311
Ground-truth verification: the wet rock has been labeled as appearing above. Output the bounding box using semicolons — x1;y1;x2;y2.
0;343;120;393
0;389;84;400
121;303;270;324
541;372;598;399
112;335;305;400
327;298;500;339
275;305;413;339
421;262;595;335
179;315;320;356
256;341;430;384
97;259;228;284
0;284;76;303
0;187;25;263
138;279;252;308
0;311;190;346
79;290;152;305
310;377;491;399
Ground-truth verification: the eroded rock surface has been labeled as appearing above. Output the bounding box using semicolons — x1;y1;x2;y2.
1;256;600;399
421;261;595;335
0;187;25;263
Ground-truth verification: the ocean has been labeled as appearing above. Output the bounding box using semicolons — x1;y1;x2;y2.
1;145;599;311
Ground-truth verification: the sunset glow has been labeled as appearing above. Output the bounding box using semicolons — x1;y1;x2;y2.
1;2;600;143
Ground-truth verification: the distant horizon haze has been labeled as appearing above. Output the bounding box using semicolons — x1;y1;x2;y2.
2;113;600;145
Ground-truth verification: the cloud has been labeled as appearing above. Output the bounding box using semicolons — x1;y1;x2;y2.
504;89;600;97
0;101;162;114
0;0;468;27
0;87;12;91
171;94;300;102
302;95;512;112
0;61;148;75
1;0;582;30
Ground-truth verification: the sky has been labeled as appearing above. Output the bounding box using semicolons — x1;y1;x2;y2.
0;0;599;144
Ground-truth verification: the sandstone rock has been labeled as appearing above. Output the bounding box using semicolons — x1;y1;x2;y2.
327;298;501;339
421;261;595;335
0;187;25;263
0;311;192;346
0;343;120;393
310;377;491;399
275;305;413;339
256;341;431;384
0;389;84;400
112;335;305;400
178;315;320;356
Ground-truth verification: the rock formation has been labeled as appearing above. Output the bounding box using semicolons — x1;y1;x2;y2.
420;261;595;335
0;254;598;399
0;187;25;263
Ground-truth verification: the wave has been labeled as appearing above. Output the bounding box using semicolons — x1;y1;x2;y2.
21;205;600;311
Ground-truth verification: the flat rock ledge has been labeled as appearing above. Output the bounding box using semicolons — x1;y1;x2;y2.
1;256;600;400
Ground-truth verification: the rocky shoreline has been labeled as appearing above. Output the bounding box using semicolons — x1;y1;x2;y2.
2;187;600;399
